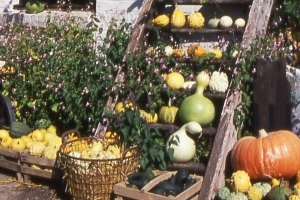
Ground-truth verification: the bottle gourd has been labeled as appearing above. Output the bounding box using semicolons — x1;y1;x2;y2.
179;71;215;126
166;121;202;163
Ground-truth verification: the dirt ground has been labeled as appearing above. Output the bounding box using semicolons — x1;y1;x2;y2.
0;168;71;200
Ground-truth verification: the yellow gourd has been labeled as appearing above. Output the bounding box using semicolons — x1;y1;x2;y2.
152;14;170;27
188;12;205;28
11;138;26;151
140;110;158;123
172;48;185;58
115;101;133;114
0;129;9;140
158;98;179;124
31;129;44;142
209;49;223;59
187;44;206;58
1;136;12;148
248;186;263;200
165;71;184;90
231;170;252;193
171;5;186;28
271;178;280;187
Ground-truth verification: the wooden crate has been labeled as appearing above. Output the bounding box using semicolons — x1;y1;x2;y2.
113;170;203;200
0;146;61;183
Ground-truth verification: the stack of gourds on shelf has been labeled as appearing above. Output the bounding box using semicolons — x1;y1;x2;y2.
216;129;300;200
152;4;246;29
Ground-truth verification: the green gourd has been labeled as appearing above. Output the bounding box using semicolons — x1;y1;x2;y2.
179;71;215;126
227;192;248;200
26;0;45;14
9;122;31;138
265;179;293;200
208;18;220;28
253;182;271;196
217;186;231;200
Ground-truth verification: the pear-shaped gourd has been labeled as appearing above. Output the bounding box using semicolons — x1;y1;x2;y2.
179;71;215;126
171;4;186;28
166;121;202;163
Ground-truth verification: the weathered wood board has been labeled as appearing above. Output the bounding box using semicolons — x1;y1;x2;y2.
253;58;291;133
0;146;61;183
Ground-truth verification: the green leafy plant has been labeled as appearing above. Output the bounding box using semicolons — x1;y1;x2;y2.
231;33;292;137
110;104;169;172
283;0;300;28
0;14;132;135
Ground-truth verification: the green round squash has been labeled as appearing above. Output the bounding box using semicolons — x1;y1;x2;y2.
26;0;45;14
208;18;220;28
217;186;231;200
227;192;248;200
9;122;31;138
265;180;292;200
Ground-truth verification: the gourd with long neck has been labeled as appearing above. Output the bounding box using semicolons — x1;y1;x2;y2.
179;71;215;126
166;121;202;163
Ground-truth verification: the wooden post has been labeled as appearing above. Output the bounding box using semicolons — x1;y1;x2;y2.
198;0;275;199
253;58;291;133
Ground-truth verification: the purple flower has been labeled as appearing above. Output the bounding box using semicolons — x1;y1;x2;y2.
54;88;58;93
161;64;167;70
85;102;90;107
189;74;194;80
154;68;159;74
45;77;50;82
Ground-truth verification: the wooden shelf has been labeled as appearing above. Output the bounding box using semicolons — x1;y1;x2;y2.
146;26;245;34
148;123;217;137
155;0;253;5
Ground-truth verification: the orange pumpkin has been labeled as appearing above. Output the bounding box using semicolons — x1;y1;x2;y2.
231;129;300;180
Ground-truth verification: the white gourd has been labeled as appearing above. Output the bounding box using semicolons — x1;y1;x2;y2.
166;122;202;163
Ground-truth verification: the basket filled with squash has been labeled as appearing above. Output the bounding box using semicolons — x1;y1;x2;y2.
59;129;141;200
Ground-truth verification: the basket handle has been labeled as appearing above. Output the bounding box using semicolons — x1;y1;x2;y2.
61;129;82;144
121;145;141;160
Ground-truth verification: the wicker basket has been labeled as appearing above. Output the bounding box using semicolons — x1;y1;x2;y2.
59;130;141;200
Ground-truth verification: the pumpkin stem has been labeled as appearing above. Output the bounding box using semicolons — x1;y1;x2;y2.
258;129;268;138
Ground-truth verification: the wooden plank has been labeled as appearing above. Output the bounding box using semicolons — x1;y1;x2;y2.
0;146;19;158
0;159;20;172
20;152;57;167
20;166;60;180
198;0;275;199
253;58;291;133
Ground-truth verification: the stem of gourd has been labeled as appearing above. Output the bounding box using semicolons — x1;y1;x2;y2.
258;129;268;138
167;98;172;107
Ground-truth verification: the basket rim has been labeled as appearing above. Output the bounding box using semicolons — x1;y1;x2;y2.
59;135;141;162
